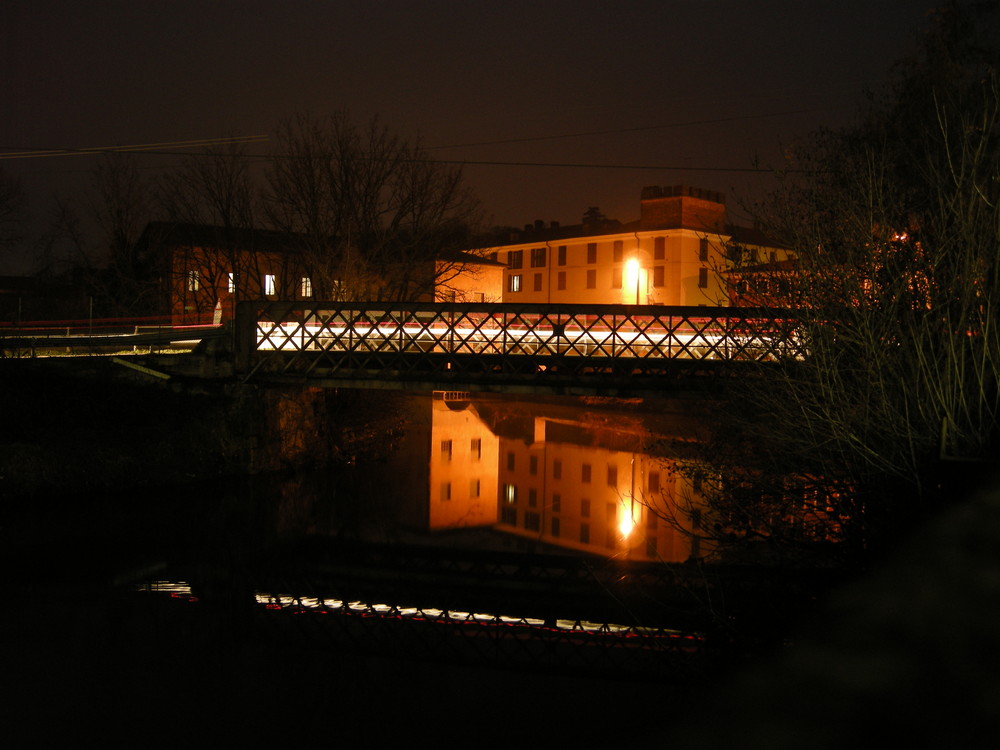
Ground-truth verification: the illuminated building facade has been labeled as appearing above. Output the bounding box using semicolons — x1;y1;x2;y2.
484;185;783;307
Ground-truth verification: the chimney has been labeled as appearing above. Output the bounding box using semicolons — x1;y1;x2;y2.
639;185;726;231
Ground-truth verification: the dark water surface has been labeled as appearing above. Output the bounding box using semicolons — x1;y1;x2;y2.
1;391;771;743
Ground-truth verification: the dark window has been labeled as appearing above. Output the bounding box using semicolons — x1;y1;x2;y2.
580;523;590;544
552;493;561;512
557;271;566;290
507;452;515;471
653;265;665;287
646;536;657;557
557;245;567;265
654;237;665;260
525;511;540;531
581;498;591;517
529;455;538;475
612;268;622;289
530;247;546;267
528;489;537;508
607;465;617;487
533;273;542;292
587;243;597;263
699;238;709;261
586;269;597;289
582;464;592;483
501;506;517;525
440;440;452;461
551;517;561;537
553;460;562;480
648;471;660;493
508;250;523;269
613;240;623;262
698;267;709;288
471;438;482;459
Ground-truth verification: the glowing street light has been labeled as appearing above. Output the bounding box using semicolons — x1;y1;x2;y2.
626;257;642;304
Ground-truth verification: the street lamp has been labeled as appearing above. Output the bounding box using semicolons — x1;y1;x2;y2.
626;258;642;304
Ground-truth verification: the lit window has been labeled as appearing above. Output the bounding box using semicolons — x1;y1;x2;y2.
508;274;522;293
300;277;313;298
227;272;235;293
264;274;276;296
187;270;199;292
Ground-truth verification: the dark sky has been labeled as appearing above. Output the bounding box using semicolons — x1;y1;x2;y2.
1;0;942;271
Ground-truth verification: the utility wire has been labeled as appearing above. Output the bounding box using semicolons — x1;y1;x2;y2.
0;135;269;160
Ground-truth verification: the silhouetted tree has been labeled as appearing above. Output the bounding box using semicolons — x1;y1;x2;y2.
683;1;1000;556
264;112;482;301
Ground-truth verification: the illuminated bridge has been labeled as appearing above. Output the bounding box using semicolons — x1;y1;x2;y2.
234;301;805;395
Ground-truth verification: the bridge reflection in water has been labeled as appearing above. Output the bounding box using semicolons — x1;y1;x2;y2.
135;392;730;679
236;301;804;394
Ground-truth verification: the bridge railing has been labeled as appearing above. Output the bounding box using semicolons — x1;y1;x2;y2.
235;301;806;384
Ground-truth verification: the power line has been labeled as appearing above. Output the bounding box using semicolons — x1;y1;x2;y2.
0;135;269;160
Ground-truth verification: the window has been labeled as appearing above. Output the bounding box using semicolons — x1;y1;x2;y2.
698;267;709;288
646;537;657;557
647;512;658;530
264;274;276;296
470;478;480;497
699;237;709;261
587;243;597;263
227;272;235;293
507;452;515;471
533;273;542;292
582;464;591;483
607;465;617;487
440;440;453;461
440;483;451;501
553;460;562;480
557;271;566;290
580;523;590;544
471;437;482;460
528;488;537;508
654;236;665;260
508;274;522;293
552;493;561;512
525;512;540;531
648;471;660;494
529;455;538;476
581;498;591;517
551;517;561;537
504;483;517;503
501;506;517;525
586;269;597;289
530;247;546;267
613;240;623;262
557;245;567;266
508;250;523;269
653;265;665;287
612;268;622;289
300;277;313;298
187;270;199;292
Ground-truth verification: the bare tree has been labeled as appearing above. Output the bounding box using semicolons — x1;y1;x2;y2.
264;112;482;301
685;2;1000;555
0;168;25;252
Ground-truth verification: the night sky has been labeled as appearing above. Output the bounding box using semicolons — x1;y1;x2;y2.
2;0;942;272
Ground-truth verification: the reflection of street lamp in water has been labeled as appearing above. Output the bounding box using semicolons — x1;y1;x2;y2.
626;258;642;304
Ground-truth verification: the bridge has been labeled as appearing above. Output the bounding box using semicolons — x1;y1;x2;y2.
2;301;804;395
232;300;804;395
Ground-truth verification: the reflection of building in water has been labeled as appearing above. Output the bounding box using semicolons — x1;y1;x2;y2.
428;392;500;529
426;393;710;562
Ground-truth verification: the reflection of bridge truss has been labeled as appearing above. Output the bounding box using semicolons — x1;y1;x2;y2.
237;302;805;393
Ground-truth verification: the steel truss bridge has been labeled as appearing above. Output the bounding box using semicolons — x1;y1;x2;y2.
235;301;805;395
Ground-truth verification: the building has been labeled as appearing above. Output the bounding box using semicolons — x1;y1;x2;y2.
482;185;786;307
144;221;505;326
